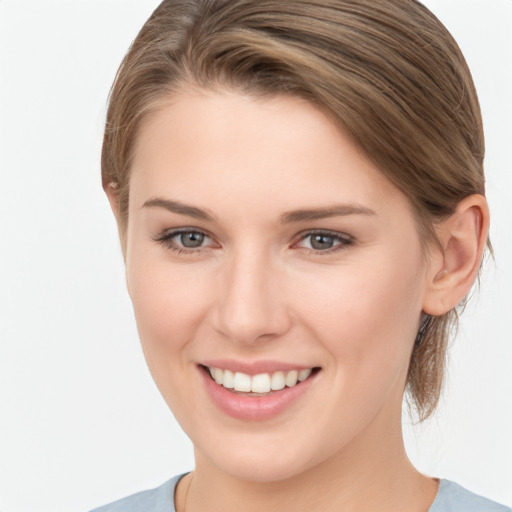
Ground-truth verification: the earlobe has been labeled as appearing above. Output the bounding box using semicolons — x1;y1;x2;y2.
422;194;489;316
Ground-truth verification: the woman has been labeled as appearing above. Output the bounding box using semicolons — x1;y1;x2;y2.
92;1;509;511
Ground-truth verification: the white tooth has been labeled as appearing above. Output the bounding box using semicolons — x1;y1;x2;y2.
270;371;286;391
208;367;215;378
251;373;271;393
214;368;224;385
298;369;312;382
285;370;298;387
233;372;252;392
223;369;234;389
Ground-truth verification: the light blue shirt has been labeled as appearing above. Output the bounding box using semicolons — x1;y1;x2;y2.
90;475;511;512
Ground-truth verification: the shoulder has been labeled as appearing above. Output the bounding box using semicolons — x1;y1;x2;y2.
89;474;184;512
430;480;511;512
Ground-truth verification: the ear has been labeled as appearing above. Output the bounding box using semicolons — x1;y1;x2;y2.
422;194;489;316
103;179;129;261
103;179;121;221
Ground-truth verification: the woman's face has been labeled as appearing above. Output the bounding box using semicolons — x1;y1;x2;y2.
124;90;432;482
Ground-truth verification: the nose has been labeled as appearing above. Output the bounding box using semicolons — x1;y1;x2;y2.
211;248;292;345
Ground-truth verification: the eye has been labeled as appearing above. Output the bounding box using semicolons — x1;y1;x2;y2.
176;231;206;248
153;228;215;253
294;230;352;253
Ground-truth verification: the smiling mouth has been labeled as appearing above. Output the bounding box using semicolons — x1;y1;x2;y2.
202;365;321;395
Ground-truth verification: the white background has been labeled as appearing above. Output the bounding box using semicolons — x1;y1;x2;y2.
0;1;511;511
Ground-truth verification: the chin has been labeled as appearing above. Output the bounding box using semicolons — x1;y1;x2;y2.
210;452;314;483
193;427;335;484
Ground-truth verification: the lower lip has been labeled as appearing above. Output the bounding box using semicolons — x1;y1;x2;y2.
199;367;318;421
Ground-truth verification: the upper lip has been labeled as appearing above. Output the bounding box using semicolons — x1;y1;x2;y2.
200;359;318;375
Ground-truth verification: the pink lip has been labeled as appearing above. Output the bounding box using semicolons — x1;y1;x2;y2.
198;364;319;421
201;359;314;375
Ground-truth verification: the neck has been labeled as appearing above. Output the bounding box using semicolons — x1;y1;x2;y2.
177;404;437;512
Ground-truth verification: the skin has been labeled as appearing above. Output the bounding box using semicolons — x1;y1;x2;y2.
107;89;488;512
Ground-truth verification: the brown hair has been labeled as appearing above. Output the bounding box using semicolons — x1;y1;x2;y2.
102;0;486;420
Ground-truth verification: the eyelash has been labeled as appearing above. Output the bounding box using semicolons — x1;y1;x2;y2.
153;228;354;255
153;228;216;255
292;230;354;255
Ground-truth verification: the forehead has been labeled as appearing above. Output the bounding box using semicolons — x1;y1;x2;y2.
129;89;411;221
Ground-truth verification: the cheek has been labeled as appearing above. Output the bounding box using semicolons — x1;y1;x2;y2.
289;257;425;443
126;255;213;374
292;250;425;379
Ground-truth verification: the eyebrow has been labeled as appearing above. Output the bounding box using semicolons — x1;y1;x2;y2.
142;197;376;224
280;204;376;224
142;198;216;221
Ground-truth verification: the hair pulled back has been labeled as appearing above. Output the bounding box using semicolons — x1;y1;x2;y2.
102;0;486;420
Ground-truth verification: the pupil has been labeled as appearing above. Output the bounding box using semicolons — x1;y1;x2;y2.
311;234;334;250
181;232;204;248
